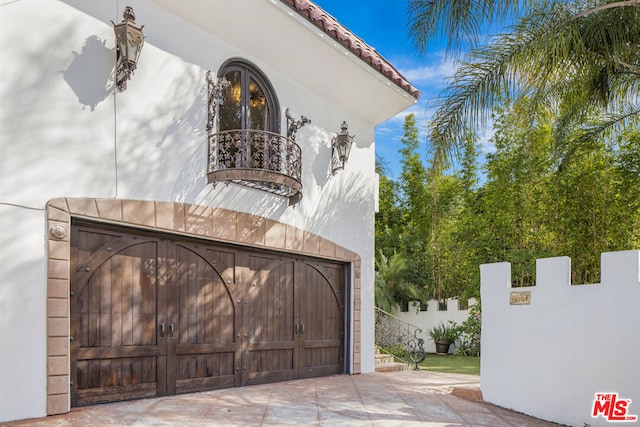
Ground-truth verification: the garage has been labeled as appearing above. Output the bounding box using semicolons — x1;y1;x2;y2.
70;221;347;406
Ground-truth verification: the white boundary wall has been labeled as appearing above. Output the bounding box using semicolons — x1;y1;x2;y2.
394;298;477;353
481;250;640;427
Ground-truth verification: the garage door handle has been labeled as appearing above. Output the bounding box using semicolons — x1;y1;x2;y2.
294;323;299;334
169;322;175;338
160;322;165;339
300;322;305;334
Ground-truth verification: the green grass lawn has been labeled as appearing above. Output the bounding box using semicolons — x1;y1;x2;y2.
417;354;480;376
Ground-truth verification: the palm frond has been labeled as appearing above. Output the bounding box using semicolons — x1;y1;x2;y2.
407;0;540;56
580;104;640;142
426;0;640;163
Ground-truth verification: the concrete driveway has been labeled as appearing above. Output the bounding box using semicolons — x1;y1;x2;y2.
4;370;561;426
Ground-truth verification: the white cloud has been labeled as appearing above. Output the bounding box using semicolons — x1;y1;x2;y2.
375;51;490;177
477;121;496;154
395;51;458;85
400;62;457;86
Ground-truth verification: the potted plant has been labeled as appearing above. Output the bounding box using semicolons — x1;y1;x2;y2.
427;321;460;354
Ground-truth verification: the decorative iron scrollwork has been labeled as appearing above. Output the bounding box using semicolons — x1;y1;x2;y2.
206;71;230;134
207;129;302;200
406;331;426;369
285;108;311;141
375;307;426;370
206;72;303;204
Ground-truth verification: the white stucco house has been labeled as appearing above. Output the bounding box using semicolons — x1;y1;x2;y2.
0;0;418;422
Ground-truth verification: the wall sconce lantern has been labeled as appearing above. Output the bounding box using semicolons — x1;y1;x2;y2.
112;6;144;92
331;121;354;175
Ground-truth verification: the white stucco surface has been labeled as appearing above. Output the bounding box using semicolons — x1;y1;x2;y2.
480;251;640;427
0;206;48;420
0;0;415;421
394;299;477;354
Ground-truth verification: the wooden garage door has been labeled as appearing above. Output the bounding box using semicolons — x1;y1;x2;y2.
242;254;345;385
70;223;345;406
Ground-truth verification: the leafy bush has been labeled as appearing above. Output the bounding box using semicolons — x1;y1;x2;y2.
454;303;481;357
379;344;406;359
427;321;460;344
375;251;428;312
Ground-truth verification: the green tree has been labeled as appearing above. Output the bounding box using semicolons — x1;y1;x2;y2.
423;167;462;299
449;132;483;299
408;0;538;55
473;98;639;285
398;114;431;289
479;99;556;285
376;102;639;302
408;0;640;164
399;113;428;225
374;115;432;308
374;250;428;312
375;157;402;256
549;130;640;283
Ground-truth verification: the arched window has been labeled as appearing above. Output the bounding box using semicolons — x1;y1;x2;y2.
208;59;301;204
218;59;280;133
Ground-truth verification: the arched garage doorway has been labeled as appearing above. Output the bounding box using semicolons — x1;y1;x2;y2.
45;199;360;413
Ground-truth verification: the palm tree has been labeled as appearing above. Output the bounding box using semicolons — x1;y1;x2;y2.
407;0;640;164
374;250;428;312
408;0;538;56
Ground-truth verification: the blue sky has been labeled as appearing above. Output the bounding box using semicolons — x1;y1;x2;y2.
313;0;457;178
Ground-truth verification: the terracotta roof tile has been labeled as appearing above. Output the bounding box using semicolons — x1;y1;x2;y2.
279;0;421;100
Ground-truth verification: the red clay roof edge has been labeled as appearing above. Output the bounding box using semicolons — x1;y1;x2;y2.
279;0;421;100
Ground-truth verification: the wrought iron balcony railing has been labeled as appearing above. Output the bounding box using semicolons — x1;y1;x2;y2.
207;129;302;204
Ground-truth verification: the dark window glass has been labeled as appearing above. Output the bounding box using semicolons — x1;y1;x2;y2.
249;78;267;130
219;70;242;131
218;60;278;133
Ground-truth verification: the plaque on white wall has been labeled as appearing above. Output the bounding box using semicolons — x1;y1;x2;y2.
510;291;531;305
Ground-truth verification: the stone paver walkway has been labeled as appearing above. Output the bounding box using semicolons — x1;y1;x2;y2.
4;371;562;426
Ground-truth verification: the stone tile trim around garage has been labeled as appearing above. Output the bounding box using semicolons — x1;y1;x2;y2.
45;197;362;416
